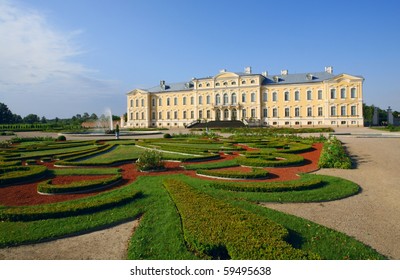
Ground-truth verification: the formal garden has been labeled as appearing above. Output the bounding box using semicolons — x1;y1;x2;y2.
0;132;386;260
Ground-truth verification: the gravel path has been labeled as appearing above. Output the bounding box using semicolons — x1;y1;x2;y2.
263;136;400;259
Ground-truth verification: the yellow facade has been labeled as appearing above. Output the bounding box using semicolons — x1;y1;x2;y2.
126;67;364;128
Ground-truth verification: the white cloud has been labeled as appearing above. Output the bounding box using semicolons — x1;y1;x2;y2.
0;0;124;118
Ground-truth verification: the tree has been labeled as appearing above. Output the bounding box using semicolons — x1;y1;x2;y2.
23;114;40;124
0;102;14;124
90;113;98;120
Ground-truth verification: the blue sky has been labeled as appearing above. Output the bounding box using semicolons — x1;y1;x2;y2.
1;0;399;118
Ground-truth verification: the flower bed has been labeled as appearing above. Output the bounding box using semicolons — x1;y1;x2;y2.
318;137;352;169
37;174;122;194
0;165;48;186
0;189;141;222
236;153;304;167
207;175;324;192
197;168;269;179
163;178;318;260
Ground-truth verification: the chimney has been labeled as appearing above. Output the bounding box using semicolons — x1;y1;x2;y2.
160;80;166;90
262;71;268;77
244;66;252;74
281;69;288;75
325;66;333;74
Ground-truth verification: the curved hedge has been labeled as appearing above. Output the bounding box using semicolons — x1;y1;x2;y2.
183;159;239;170
197;168;269;179
163;178;318;260
207;176;324;192
236;153;304;167
318;137;352;169
0;189;142;222
0;165;48;186
37;174;122;194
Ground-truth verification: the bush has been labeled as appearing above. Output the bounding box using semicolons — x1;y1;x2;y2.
163;133;172;139
136;150;164;171
57;135;67;141
197;168;269;179
318;137;352;169
163;178;318;259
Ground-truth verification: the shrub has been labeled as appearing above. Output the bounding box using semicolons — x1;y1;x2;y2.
197;168;269;179
57;135;67;141
37;174;122;194
136;150;164;171
163;133;172;139
318;137;352;169
163;178;318;259
236;153;304;167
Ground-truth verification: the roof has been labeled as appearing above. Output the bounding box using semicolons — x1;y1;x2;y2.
145;81;194;93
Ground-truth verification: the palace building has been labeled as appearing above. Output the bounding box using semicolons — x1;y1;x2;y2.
125;66;364;128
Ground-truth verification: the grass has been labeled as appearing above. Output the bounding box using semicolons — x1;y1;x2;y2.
182;159;239;170
51;168;120;176
77;145;144;164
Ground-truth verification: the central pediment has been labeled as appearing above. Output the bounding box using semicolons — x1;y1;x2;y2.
214;71;240;80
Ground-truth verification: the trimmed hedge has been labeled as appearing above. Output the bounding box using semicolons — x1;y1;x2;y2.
163;178;318;260
183;159;239;170
197;168;269;179
207;176;324;192
236;152;304;167
37;174;122;194
318;137;352;169
0;165;48;186
0;189;142;222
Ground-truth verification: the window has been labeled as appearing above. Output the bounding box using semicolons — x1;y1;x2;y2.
199;110;203;119
223;82;228;86
231;93;237;105
250;80;255;84
141;112;144;119
263;92;268;102
167;112;170;119
224;109;229;119
183;96;186;105
136;112;139;119
251;109;256;118
190;96;194;105
206;83;210;87
130;112;133;120
159;112;162;119
223;93;229;105
285;108;290;117
198;83;202;88
199;96;203;105
174;97;178;106
330;89;336;99
295;91;300;101
351;105;357;116
206;110;211;119
295;107;300;117
251;92;256;102
284;91;289;101
307;107;312;117
167;98;170;106
318;107;323;116
136;99;139;107
216;82;220;86
307;90;312;101
351;88;356;98
159;98;162;106
141;99;144;107
130;99;133;107
190;111;194;119
318;90;323;100
263;108;268;118
152;111;156;120
340;88;346;99
215;94;221;105
231;81;236;85
206;95;210;104
272;92;277;102
331;106;337;116
241;80;246;85
183;111;187;119
242;93;246;103
341;105;346;116
273;108;278;117
152;98;155;107
242;109;247;118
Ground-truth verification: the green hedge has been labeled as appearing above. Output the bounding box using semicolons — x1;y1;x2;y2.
37;174;122;194
197;168;269;179
318;137;352;169
183;159;239;170
236;153;304;167
0;165;48;186
163;178;318;260
0;189;142;222
207;176;324;192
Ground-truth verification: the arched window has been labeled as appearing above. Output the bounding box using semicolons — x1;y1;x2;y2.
351;88;357;98
242;93;246;103
215;94;221;105
231;93;237;105
272;92;277;102
295;91;300;101
167;98;170;106
183;96;186;105
199;95;203;105
284;91;289;101
340;88;346;99
130;99;133;107
224;109;229;120
263;92;268;102
206;95;210;104
136;99;139;107
223;93;229;105
251;92;256;102
174;97;178;106
158;98;162;106
141;99;144;106
152;98;155;107
216;82;220;86
242;109;247;118
307;90;312;100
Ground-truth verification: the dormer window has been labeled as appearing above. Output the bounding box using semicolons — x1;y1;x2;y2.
273;76;279;83
306;73;313;80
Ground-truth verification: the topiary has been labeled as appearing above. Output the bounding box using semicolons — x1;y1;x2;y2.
136;150;165;171
57;135;66;141
163;133;172;139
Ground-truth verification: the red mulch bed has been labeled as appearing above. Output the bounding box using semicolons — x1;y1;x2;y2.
0;143;322;206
